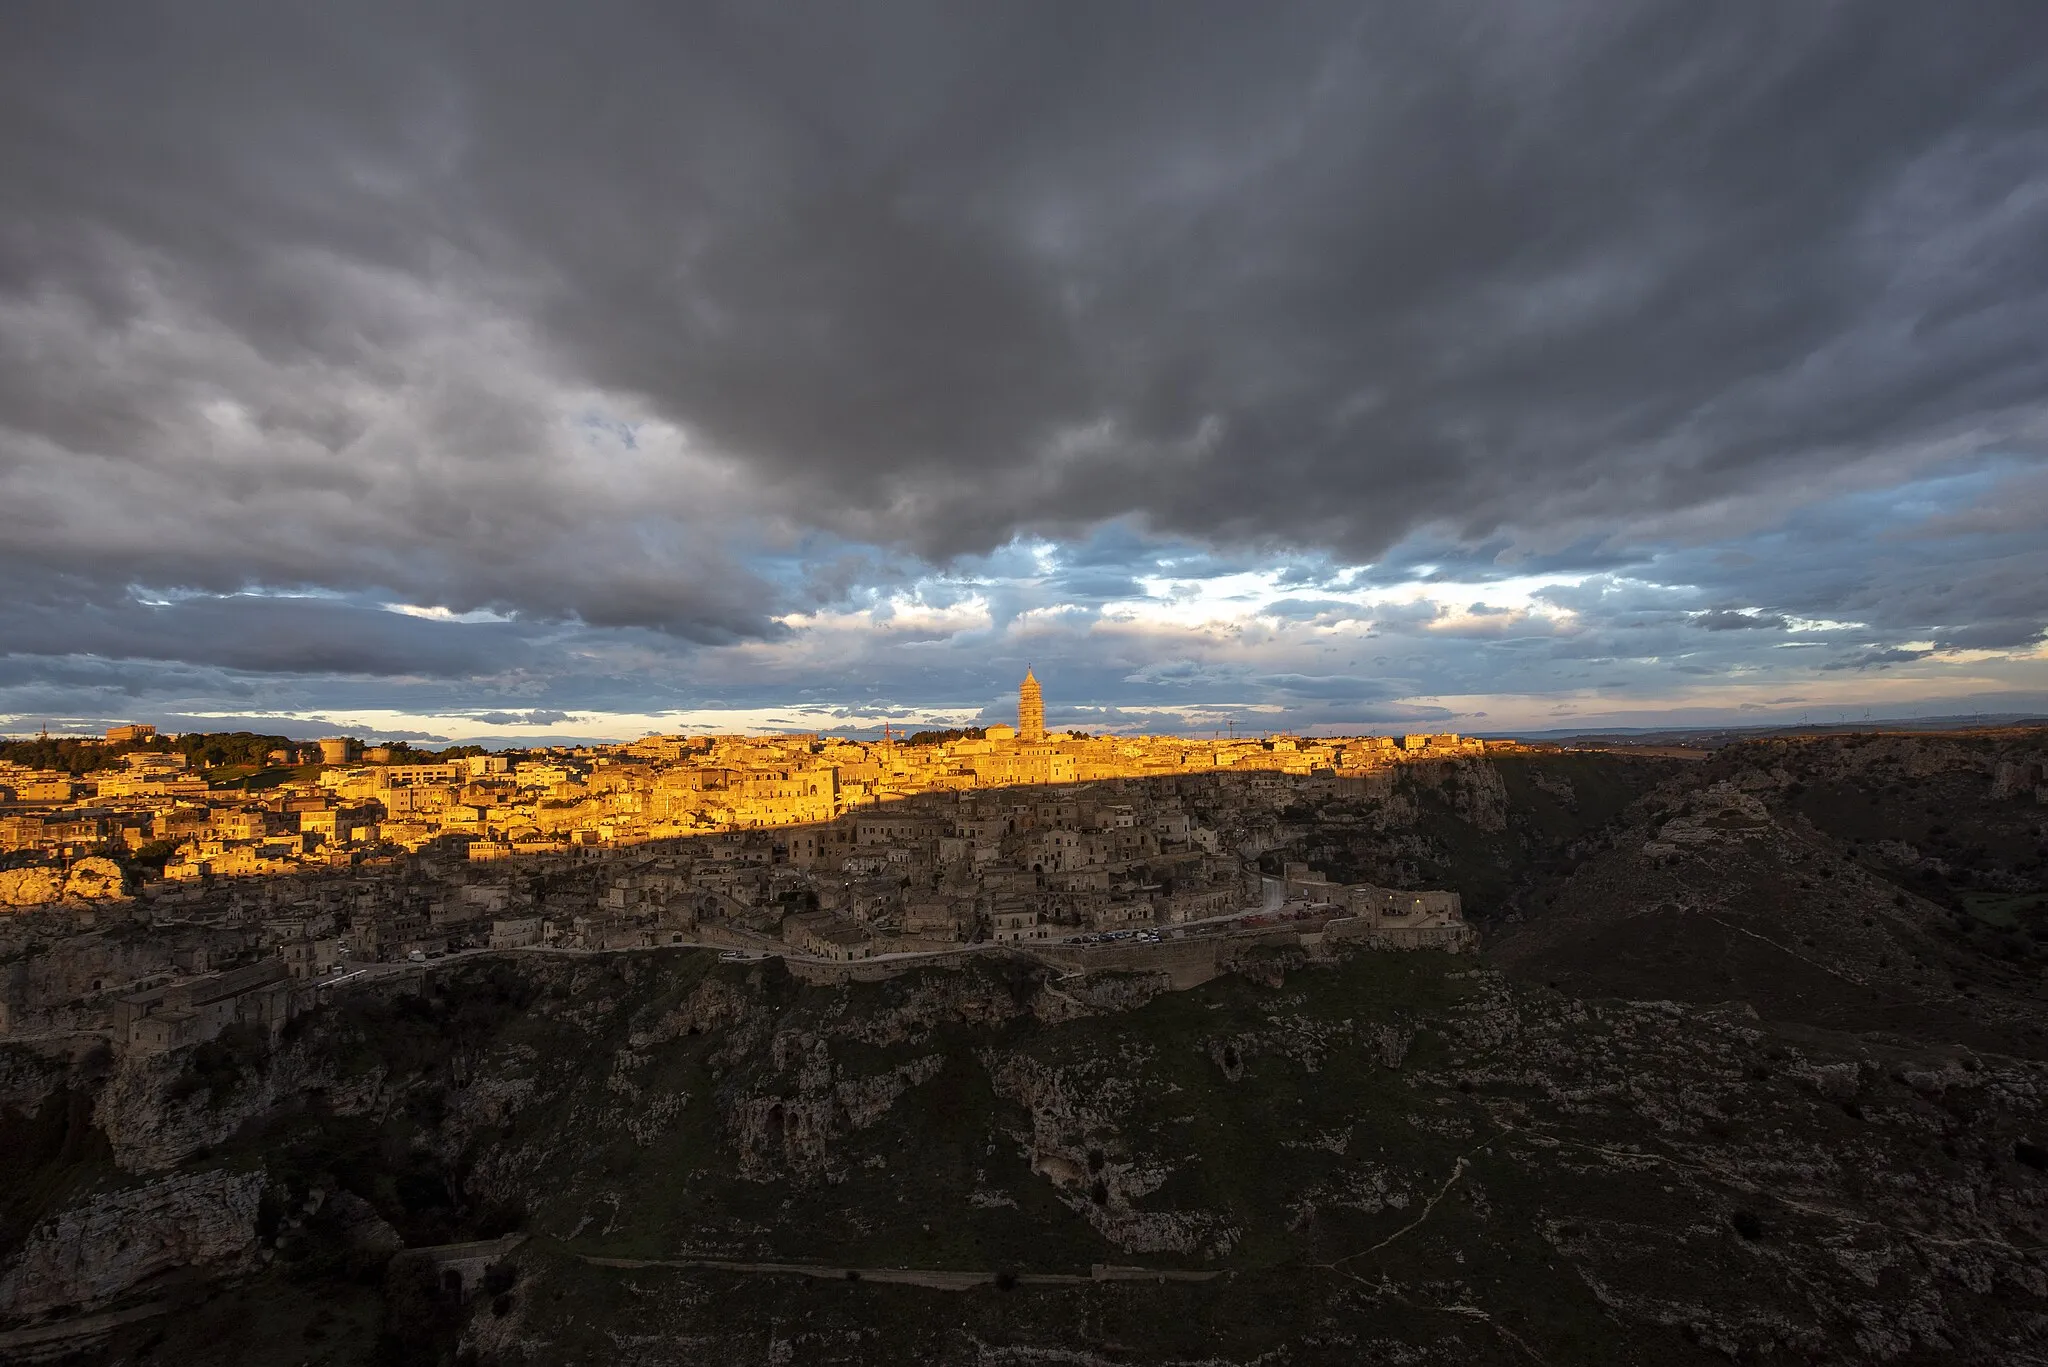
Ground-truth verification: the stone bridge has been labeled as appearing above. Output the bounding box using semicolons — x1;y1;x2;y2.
387;1233;525;1301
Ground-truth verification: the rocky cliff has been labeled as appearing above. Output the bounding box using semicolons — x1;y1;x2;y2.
1;737;2044;1364
0;857;129;909
0;1168;264;1317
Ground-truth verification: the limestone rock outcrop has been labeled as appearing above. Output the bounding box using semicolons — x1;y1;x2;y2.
61;857;127;902
0;866;64;908
94;1043;387;1174
727;1030;945;1182
0;1168;265;1316
0;858;127;909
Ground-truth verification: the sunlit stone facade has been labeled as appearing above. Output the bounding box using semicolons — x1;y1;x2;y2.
1019;669;1045;741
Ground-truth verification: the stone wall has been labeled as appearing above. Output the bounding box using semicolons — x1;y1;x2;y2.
783;952;967;986
1033;938;1223;990
1322;916;1474;951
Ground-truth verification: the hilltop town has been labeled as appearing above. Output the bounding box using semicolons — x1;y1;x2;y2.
1;676;1482;1051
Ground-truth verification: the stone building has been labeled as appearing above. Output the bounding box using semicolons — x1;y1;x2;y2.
317;737;360;766
1019;669;1045;742
114;959;296;1054
1346;885;1464;928
279;935;339;979
991;898;1049;943
782;909;876;961
490;916;545;949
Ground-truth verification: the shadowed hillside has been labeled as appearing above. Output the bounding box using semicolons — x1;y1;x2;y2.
1491;730;2048;1055
2;737;2045;1364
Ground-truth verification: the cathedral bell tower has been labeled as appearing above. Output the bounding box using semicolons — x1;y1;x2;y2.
1018;668;1045;742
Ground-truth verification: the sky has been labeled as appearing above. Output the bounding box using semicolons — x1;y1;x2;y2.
3;2;2047;745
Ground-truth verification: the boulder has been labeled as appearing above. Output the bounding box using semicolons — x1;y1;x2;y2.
0;866;64;908
62;856;128;901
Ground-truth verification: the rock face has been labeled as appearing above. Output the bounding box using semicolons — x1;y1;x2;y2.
0;866;63;908
726;1024;954;1183
0;858;126;909
93;1041;386;1174
987;1049;1239;1257
61;857;127;902
0;1168;265;1316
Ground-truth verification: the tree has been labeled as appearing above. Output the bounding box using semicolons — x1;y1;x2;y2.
904;727;986;746
128;840;181;876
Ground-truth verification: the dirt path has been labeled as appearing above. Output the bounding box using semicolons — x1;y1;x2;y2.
0;1301;169;1353
580;1255;1220;1289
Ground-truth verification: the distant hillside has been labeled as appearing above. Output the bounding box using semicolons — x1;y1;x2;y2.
1491;730;2048;1045
1499;715;2048;749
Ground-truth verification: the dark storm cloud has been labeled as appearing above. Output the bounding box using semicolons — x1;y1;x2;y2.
1353;537;1646;590
1258;599;1368;623
0;582;534;678
1930;621;2047;652
1693;610;1790;631
8;4;2047;569
1250;674;1405;704
1646;461;2048;653
0;654;259;708
1822;647;1936;671
472;0;2048;558
2;1;2046;728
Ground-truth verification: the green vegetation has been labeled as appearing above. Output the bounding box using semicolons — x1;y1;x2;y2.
167;1022;275;1107
0;735;161;774
1958;891;2043;930
0;731;510;776
175;732;301;769
92;1268;384;1367
0;731;298;773
903;726;986;745
208;762;324;791
0;1068;119;1259
126;838;182;876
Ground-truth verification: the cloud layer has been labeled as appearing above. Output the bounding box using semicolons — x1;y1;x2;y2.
2;3;2045;736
